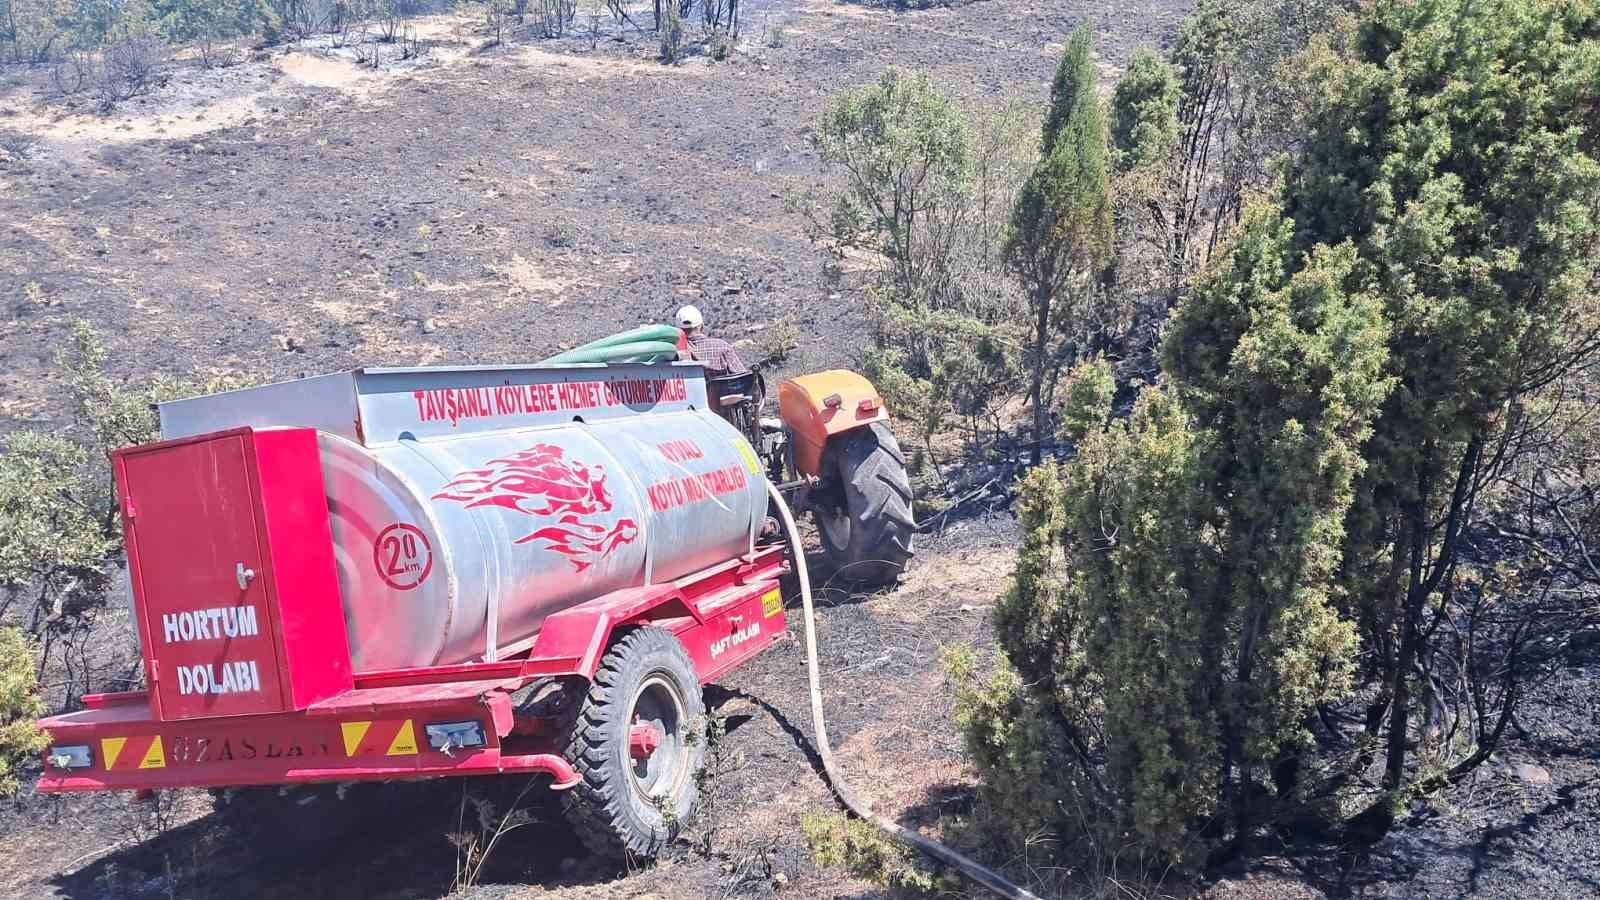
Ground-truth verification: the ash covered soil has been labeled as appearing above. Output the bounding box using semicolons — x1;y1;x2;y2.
2;0;1598;898
0;0;1189;425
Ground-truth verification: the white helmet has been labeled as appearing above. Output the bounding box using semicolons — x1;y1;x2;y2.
675;305;704;330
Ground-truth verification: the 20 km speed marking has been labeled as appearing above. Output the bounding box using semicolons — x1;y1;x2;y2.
374;523;433;590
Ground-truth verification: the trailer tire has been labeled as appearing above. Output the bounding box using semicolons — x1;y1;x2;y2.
816;421;915;586
561;627;705;861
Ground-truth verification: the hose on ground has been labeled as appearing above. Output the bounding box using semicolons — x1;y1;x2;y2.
766;482;1044;900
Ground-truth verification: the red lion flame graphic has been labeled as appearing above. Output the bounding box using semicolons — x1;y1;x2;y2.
432;444;639;572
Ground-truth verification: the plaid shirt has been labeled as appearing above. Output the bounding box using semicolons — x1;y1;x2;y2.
685;332;750;376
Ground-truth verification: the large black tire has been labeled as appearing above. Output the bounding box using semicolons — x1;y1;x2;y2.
815;421;915;586
561;627;705;860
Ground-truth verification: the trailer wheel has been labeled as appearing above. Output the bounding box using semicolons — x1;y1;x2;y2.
562;627;705;860
816;421;915;586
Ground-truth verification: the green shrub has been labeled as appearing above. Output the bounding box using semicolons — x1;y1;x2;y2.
1;321;251;705
801;811;938;894
0;627;48;796
944;645;1087;859
66;0;156;49
707;30;729;60
0;323;157;701
0;431;119;635
2;0;73;62
808;68;972;288
1055;355;1113;446
805;73;1034;461
154;0;269;65
862;297;1026;459
761;315;798;364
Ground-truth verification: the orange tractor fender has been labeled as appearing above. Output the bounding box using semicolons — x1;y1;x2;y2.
777;370;889;477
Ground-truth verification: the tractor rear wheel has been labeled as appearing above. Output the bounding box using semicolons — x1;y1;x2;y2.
561;627;705;860
815;421;915;586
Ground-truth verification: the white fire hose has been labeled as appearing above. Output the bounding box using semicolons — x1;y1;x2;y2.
766;483;1044;900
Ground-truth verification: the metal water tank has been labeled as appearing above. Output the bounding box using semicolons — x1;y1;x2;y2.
157;364;768;672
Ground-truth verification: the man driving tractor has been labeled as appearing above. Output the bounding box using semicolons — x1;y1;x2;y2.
676;305;750;378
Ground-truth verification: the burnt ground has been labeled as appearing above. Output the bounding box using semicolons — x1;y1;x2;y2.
2;1;1598;898
0;0;1191;428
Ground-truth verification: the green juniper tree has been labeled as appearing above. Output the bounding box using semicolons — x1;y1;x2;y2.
1279;0;1600;821
960;0;1600;870
977;204;1392;865
1004;27;1113;463
1108;49;1179;175
66;0;155;47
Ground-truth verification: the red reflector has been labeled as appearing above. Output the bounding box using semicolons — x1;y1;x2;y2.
857;397;881;413
822;393;843;409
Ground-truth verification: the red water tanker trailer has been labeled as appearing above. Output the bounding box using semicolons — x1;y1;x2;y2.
32;360;913;859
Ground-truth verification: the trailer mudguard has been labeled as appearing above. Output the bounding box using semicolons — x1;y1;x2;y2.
777;371;889;477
